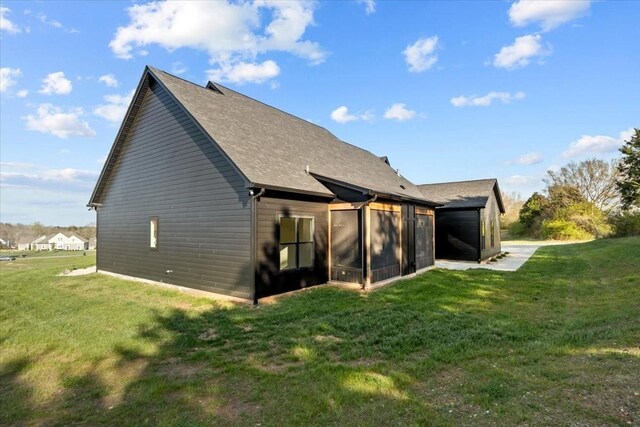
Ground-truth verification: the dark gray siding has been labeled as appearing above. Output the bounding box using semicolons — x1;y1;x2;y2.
97;79;252;299
480;191;502;260
435;210;479;261
256;194;329;297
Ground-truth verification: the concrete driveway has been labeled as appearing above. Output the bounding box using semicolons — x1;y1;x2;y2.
434;240;584;272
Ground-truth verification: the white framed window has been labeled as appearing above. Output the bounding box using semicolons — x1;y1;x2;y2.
150;217;158;249
279;216;314;271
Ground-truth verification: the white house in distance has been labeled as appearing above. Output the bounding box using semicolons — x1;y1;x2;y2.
19;233;89;251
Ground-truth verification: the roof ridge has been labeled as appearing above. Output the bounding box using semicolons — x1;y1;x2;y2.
148;66;336;138
211;80;337;136
419;178;496;187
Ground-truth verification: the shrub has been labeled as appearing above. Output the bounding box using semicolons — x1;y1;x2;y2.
507;221;525;237
541;219;593;240
609;211;640;237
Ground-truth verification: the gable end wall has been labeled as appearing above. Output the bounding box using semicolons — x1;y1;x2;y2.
96;79;252;299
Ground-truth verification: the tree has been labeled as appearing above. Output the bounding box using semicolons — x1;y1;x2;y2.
500;191;524;229
544;158;620;212
617;128;640;210
519;192;547;234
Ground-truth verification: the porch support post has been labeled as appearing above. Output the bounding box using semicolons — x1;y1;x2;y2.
363;205;371;289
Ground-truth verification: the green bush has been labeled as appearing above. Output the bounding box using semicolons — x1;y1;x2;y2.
609;211;640;237
541;219;593;240
507;221;525;237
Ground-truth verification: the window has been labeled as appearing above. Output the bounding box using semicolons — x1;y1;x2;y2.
150;217;158;249
280;217;314;270
480;221;486;250
490;220;495;248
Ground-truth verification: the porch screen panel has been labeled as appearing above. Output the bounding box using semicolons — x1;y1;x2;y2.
330;210;362;283
416;214;434;270
370;209;400;282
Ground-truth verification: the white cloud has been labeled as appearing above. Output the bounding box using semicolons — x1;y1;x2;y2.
1;7;21;34
507;152;543;165
509;0;591;31
0;67;21;93
493;34;549;70
451;91;525;107
330;106;358;124
93;90;135;123
562;128;634;158
384;103;416;121
24;104;96;139
357;0;376;15
1;168;98;191
207;60;280;84
39;71;73;95
505;175;537;186
403;36;439;72
109;1;325;83
17;89;29;98
171;61;187;75
330;106;372;124
98;74;118;87
37;13;62;29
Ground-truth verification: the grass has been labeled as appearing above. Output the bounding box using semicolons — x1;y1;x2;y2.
0;249;95;258
1;238;639;426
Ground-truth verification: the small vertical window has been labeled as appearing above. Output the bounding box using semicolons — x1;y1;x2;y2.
150;217;158;249
490;220;495;248
279;216;314;270
481;221;486;250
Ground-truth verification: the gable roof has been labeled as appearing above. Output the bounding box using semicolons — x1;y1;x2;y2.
89;66;436;206
418;179;505;213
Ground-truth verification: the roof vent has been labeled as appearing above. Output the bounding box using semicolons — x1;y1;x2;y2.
400;184;406;189
206;82;224;94
396;169;401;176
305;165;310;174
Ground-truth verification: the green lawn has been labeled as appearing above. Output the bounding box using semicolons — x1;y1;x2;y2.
1;239;638;426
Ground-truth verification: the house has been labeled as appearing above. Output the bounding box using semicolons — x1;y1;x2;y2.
17;236;36;251
418;179;505;262
88;237;97;250
22;233;89;251
88;66;439;302
31;235;52;251
59;232;89;250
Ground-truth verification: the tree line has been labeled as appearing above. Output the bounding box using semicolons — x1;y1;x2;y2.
504;128;640;240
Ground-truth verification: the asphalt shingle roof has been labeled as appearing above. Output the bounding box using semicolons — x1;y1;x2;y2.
147;67;432;203
418;179;504;212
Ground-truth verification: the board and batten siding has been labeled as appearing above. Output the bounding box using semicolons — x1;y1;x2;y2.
97;78;253;299
255;195;329;298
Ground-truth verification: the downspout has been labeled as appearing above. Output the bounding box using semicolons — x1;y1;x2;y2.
249;188;265;305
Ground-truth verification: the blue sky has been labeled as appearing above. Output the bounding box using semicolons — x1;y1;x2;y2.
1;0;638;225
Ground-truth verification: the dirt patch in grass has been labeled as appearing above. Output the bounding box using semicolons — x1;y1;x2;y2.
156;357;207;380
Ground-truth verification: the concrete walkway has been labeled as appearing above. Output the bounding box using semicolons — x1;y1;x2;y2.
434;240;584;272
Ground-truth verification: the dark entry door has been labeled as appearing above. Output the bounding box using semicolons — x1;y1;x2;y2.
402;204;416;276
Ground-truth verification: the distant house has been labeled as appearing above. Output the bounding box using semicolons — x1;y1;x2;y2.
88;237;97;250
88;66;440;302
0;238;7;248
32;235;52;251
419;179;505;262
21;233;89;251
17;236;36;251
58;233;88;250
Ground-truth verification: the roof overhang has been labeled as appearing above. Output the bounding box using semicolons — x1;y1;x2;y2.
311;173;441;207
